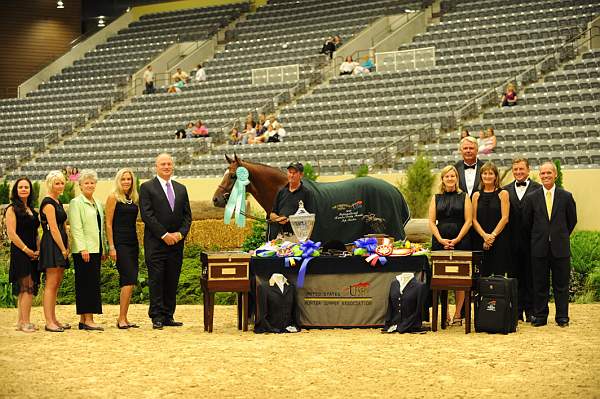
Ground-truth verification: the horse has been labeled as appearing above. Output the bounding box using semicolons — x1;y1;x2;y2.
213;154;410;243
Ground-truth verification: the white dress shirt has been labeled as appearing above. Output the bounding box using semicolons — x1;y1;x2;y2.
464;163;477;195
515;179;530;200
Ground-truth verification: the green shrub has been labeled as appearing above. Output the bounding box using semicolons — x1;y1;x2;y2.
303;163;318;181
177;257;202;304
570;231;600;275
242;220;267;252
355;164;369;178
398;155;434;218
0;178;9;205
554;159;563;188
0;268;16;308
58;181;76;204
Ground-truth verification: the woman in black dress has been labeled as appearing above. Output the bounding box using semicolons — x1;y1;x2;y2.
105;168;140;329
472;162;510;277
39;171;71;332
428;165;473;325
6;177;40;332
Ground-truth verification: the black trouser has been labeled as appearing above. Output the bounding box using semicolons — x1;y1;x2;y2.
531;251;570;322
74;253;103;315
145;81;155;94
145;244;183;322
509;246;534;317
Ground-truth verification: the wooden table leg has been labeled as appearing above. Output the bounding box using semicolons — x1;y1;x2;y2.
441;290;448;330
465;289;471;334
432;289;438;332
242;292;249;332
202;288;208;332
208;292;215;333
237;292;242;330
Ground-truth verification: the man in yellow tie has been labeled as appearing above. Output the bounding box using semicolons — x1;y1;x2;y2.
523;162;577;327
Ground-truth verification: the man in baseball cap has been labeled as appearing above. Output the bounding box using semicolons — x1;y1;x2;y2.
268;162;314;239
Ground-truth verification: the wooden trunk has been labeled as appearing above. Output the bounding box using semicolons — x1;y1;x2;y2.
430;250;482;288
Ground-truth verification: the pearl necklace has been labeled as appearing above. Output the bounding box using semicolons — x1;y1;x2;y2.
124;197;133;205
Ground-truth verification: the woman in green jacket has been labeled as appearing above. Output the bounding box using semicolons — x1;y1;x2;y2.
68;170;107;331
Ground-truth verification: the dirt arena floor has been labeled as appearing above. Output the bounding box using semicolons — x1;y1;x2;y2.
1;303;599;399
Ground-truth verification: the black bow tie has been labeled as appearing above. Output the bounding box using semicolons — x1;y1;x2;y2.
464;164;476;170
516;181;527;187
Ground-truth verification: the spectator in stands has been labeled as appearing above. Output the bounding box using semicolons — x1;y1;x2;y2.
501;83;518;107
241;121;256;144
478;127;497;155
167;77;184;94
320;37;336;59
361;56;375;72
6;177;40;333
143;65;155;94
175;122;193;139
172;67;189;83
245;112;256;128
229;127;242;145
267;121;285;143
191;120;209;138
460;129;470;139
194;64;206;82
340;56;358;75
265;114;277;129
69;167;80;182
334;35;342;48
258;112;267;128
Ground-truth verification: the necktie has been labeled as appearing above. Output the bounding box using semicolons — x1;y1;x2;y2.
545;190;552;220
516;181;527;187
464;164;476;170
166;181;175;211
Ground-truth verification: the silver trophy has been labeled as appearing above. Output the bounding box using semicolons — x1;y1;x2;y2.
288;200;315;242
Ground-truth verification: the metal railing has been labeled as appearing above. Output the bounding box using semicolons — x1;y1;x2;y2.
375;46;435;73
453;25;600;126
369;122;437;171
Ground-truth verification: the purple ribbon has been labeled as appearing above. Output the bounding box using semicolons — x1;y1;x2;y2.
353;237;378;253
287;240;321;288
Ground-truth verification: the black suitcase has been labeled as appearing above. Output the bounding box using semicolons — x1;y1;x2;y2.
474;276;518;334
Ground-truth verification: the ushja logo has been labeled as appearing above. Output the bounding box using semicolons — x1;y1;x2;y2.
342;282;370;297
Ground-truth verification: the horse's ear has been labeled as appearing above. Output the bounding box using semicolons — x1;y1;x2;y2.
225;154;233;164
234;152;241;164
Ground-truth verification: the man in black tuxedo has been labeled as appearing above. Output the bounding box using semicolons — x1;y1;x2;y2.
140;153;192;329
523;162;577;327
503;158;541;322
454;136;484;197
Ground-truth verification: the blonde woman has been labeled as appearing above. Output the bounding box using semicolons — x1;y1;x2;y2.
428;165;473;326
105;168;140;329
68;170;106;331
501;82;517;106
39;171;70;332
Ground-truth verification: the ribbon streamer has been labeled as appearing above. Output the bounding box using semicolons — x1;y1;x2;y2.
223;167;250;228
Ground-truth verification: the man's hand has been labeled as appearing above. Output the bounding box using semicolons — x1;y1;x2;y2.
81;250;90;262
162;232;182;246
276;216;288;225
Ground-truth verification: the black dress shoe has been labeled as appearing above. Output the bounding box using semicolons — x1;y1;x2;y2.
78;323;104;331
531;317;547;327
525;314;532;323
163;319;183;327
152;321;163;330
556;319;569;327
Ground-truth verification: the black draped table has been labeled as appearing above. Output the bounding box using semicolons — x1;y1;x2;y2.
250;256;429;328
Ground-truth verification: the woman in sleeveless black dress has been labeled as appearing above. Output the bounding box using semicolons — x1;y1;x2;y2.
106;168;140;329
472;162;511;277
6;178;40;332
39;171;71;332
428;165;473;325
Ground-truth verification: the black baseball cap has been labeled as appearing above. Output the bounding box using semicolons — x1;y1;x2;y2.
287;162;304;172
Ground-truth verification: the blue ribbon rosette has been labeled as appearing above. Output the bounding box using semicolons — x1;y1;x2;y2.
353;237;387;266
284;240;321;288
223;166;250;228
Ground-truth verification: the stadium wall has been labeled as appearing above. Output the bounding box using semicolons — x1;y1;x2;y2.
0;0;82;99
41;169;599;232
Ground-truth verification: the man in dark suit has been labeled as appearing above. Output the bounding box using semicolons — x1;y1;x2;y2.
523;161;577;327
503;158;541;322
140;153;192;329
454;136;484;197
